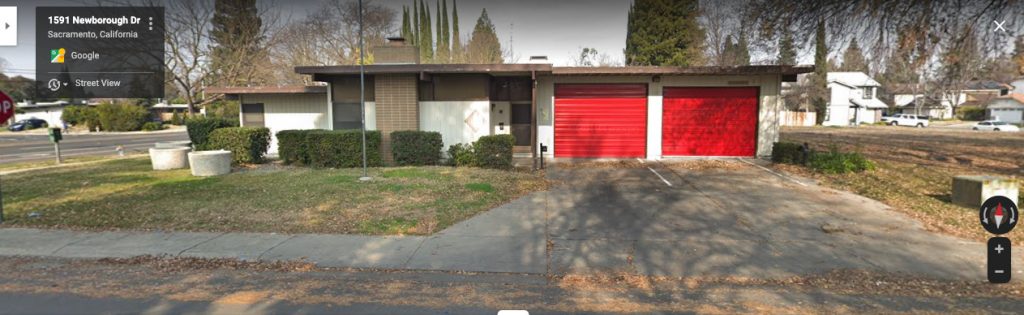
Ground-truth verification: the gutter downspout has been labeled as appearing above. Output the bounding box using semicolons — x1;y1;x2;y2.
531;70;538;170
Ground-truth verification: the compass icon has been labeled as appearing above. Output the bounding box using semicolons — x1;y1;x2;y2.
979;196;1019;235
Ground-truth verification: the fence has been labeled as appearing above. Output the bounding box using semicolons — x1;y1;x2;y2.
780;111;816;127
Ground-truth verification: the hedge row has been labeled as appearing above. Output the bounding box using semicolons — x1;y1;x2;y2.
391;131;443;166
277;130;382;168
445;134;515;169
208;127;271;164
186;117;238;150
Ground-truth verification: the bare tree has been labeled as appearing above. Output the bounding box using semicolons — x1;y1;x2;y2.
164;0;214;115
570;47;622;67
700;2;741;66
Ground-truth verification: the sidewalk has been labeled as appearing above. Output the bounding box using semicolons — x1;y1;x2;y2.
0;192;550;274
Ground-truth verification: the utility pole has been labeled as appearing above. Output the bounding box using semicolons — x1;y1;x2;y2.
0;172;5;224
358;0;371;182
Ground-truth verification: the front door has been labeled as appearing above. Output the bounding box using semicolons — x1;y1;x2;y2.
510;103;532;147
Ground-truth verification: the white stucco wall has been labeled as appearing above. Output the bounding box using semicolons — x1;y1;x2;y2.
240;93;329;154
15;107;64;128
535;74;783;159
419;101;491;149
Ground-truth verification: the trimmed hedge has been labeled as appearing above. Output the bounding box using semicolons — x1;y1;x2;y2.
207;127;271;164
186;117;237;150
141;122;164;131
473;134;515;169
306;130;382;168
391;131;444;166
277;130;313;165
771;142;807;164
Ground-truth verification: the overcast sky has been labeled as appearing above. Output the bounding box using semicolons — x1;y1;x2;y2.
0;0;635;79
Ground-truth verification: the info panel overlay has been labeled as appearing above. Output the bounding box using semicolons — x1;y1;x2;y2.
35;6;164;99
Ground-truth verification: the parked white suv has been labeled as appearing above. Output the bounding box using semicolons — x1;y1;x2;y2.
973;120;1021;132
882;114;929;128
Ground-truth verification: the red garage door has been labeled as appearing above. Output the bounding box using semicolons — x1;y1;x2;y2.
662;87;758;156
554;84;647;158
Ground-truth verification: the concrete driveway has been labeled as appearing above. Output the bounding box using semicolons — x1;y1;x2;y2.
428;159;988;280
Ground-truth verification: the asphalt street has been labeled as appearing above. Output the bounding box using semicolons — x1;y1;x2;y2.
0;130;189;163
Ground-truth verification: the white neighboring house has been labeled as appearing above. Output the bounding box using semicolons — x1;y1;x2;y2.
824;72;889;126
893;93;954;119
13;100;87;128
986;93;1024;124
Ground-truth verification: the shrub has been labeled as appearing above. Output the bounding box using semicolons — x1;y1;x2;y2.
276;130;313;165
170;112;184;125
61;105;89;126
771;142;808;165
207;127;271;164
95;103;149;131
959;107;986;121
306;130;382;168
808;145;875;174
140;122;164;131
391;131;444;166
473;134;515;169
447;143;476;167
186;117;237;150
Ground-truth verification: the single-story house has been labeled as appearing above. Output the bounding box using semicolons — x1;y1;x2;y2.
211;38;813;160
13;100;90;128
824;72;889;126
893;94;951;119
986;93;1024;124
150;102;190;121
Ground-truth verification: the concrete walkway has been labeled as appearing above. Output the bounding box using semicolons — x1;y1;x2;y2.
0;160;1000;280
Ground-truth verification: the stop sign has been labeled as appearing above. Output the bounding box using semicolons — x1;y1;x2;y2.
0;91;13;123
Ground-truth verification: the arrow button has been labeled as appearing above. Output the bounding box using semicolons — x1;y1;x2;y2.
0;6;15;46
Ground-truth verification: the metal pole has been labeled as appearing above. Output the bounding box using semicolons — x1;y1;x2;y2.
0;172;5;224
54;142;62;164
358;0;370;181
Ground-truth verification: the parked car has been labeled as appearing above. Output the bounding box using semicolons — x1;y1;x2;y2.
7;118;49;132
881;114;929;127
972;120;1021;132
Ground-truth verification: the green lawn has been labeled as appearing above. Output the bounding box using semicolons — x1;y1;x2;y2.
0;156;124;172
0;158;548;235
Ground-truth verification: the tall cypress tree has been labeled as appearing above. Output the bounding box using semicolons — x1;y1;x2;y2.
419;0;433;62
401;7;411;42
625;0;704;66
451;0;462;62
840;37;868;73
435;0;448;62
412;1;419;46
210;0;264;85
812;19;829;124
438;0;450;63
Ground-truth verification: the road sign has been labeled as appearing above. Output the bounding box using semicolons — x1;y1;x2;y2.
0;90;13;123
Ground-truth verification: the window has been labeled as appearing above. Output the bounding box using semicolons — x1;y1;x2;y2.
333;102;364;130
862;87;873;99
241;103;265;127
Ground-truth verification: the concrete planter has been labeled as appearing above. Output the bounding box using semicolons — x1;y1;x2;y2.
952;175;1019;208
148;147;191;170
154;140;192;149
188;150;232;176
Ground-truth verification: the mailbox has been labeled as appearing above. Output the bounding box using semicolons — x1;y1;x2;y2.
48;127;62;143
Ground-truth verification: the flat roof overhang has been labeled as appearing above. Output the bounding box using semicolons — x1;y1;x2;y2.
551;65;814;76
206;85;328;95
296;63;553;77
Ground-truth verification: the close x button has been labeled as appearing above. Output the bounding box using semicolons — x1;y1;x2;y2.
989;237;1011;283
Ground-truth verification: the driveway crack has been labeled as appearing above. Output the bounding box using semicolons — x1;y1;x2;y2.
176;232;227;256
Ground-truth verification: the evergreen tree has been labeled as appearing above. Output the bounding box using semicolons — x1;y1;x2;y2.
438;0;450;63
734;34;750;66
435;0;449;62
1013;35;1024;75
210;0;264;86
401;7;412;42
721;35;736;65
840;37;869;73
451;0;463;62
412;1;419;46
466;9;502;63
624;0;705;66
777;32;796;65
419;0;433;62
811;20;829;124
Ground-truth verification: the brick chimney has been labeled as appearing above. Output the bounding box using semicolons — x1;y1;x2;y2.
374;37;419;64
